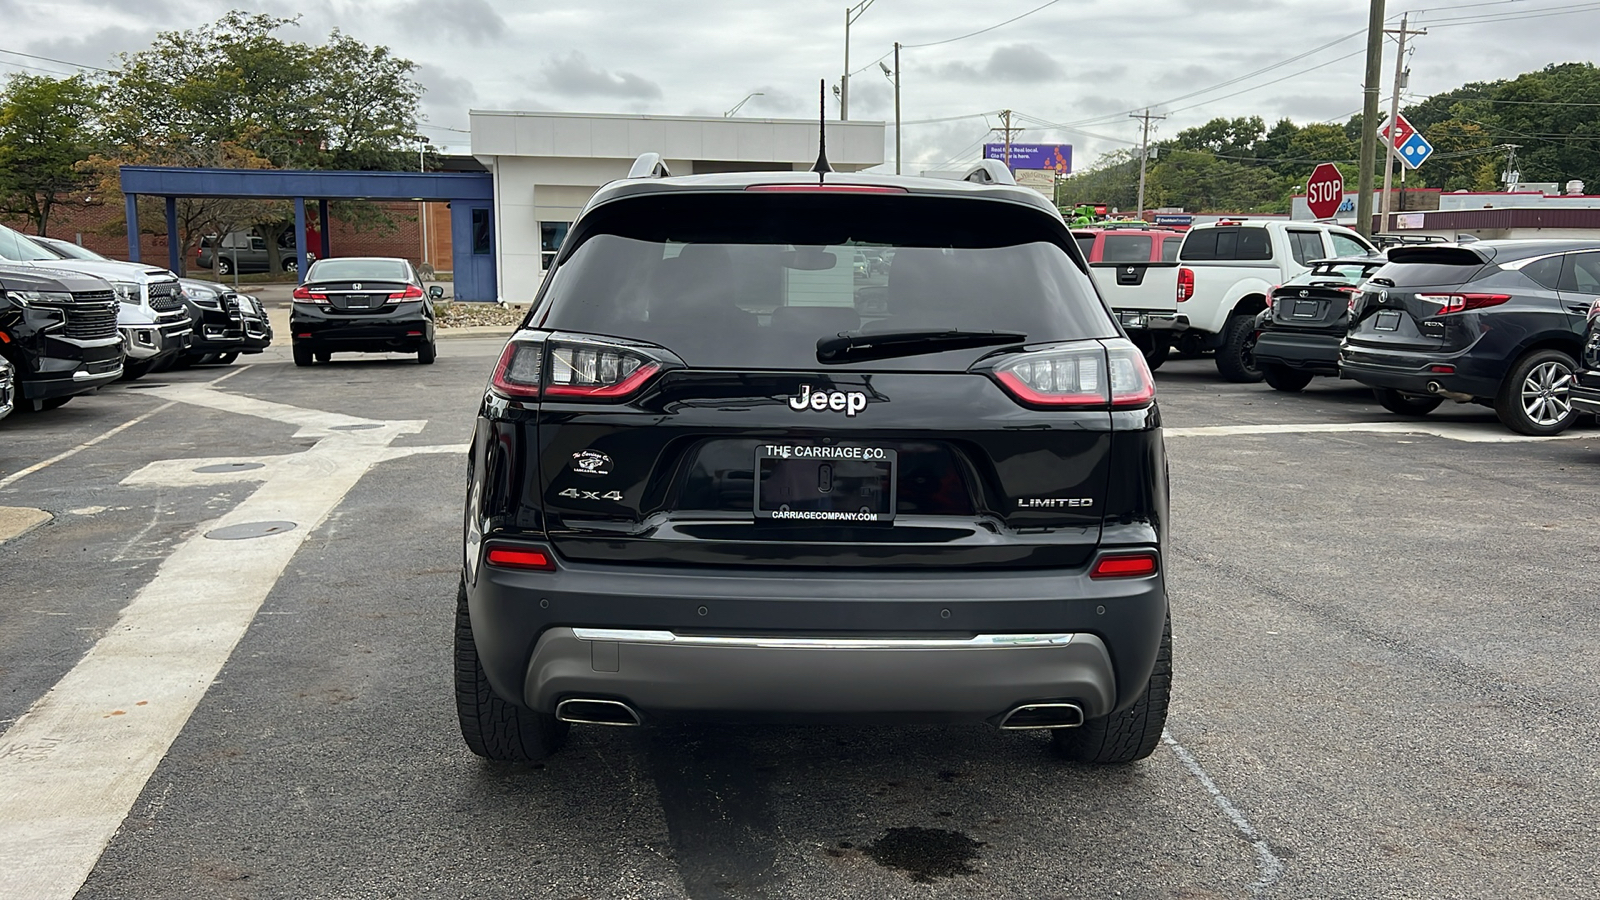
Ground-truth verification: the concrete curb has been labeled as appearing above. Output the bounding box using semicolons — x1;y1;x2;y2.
0;506;52;545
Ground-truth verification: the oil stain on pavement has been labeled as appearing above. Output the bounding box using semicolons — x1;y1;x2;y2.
863;826;984;883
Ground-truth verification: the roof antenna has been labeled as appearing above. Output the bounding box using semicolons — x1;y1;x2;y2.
811;78;833;177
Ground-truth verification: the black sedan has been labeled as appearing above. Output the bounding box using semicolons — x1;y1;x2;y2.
1254;257;1386;392
290;258;440;366
1341;241;1595;435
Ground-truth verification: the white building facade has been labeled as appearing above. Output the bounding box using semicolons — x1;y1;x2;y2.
470;111;886;303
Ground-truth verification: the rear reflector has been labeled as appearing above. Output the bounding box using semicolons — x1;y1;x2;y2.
1429;365;1455;374
1090;553;1159;579
486;547;556;571
744;184;908;194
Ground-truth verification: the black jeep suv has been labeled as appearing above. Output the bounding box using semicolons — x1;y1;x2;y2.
456;159;1172;764
1341;241;1595;435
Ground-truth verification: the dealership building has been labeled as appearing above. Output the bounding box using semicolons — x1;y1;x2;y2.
470;110;886;303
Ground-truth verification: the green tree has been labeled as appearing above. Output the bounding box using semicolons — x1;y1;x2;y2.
0;74;102;235
98;11;426;272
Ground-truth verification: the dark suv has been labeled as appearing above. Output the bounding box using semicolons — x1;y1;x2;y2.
0;264;123;411
456;158;1171;764
1341;241;1594;435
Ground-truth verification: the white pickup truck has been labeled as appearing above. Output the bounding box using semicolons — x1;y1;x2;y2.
1073;226;1186;368
1174;220;1377;380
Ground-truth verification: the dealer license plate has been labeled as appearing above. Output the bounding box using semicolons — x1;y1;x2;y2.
1374;310;1402;332
755;444;897;523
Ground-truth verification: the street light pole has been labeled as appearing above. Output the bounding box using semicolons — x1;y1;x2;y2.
724;92;765;117
841;0;876;121
880;45;900;174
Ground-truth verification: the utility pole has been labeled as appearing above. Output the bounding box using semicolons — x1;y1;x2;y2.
1131;109;1166;218
1356;0;1386;238
840;0;876;121
891;44;902;174
991;110;1024;170
1379;13;1425;234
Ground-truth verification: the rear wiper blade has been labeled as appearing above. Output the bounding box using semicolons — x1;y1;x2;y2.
816;329;1027;364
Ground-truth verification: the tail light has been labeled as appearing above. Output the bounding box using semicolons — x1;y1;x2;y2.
1177;268;1194;302
387;284;425;300
490;335;673;401
485;545;556;571
986;340;1154;410
291;285;329;304
1418;293;1511;315
1090;552;1158;578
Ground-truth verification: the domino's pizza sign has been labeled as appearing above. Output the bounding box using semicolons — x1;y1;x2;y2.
1398;132;1434;170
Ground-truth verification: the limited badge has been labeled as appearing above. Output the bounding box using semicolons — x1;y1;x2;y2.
571;449;613;476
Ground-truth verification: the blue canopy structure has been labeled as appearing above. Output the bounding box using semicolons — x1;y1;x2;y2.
118;166;498;300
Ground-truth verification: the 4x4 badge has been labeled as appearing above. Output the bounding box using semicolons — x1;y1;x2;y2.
788;384;868;417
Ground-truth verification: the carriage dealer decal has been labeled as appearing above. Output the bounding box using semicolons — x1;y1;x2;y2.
570;449;613;476
788;384;868;416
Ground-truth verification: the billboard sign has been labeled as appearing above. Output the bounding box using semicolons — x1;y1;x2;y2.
983;143;1072;173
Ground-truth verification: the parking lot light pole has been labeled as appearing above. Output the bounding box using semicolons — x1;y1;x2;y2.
841;0;877;121
880;46;900;174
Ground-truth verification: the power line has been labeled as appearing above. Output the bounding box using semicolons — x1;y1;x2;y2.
0;47;112;74
849;0;1066;75
0;59;80;78
1164;48;1369;115
1420;0;1600;26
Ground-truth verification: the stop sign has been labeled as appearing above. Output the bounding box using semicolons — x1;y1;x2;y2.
1306;163;1344;220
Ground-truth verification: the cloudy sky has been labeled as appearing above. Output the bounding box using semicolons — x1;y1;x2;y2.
2;0;1597;173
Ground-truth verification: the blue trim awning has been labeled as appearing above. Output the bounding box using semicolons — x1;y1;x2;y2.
118;166;493;201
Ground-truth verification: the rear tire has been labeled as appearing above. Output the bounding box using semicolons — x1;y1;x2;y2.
292;344;313;367
1137;334;1169;371
1374;387;1441;417
1262;364;1314;393
455;580;567;761
418;341;436;365
1495;348;1577;436
216;257;232;277
1053;616;1171;764
1215;314;1263;383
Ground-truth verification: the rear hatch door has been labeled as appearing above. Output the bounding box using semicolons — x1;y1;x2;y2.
519;191;1128;570
1348;247;1493;352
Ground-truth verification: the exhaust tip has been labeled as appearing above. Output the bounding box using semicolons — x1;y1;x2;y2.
998;702;1085;730
1426;381;1442;394
556;698;642;727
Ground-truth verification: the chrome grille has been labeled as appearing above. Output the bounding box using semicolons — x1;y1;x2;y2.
63;304;118;341
148;281;185;312
74;289;116;305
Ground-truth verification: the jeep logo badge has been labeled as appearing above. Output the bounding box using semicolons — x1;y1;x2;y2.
788;384;868;417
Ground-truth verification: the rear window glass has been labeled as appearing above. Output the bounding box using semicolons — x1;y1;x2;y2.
1102;234;1153;263
307;259;411;282
1287;231;1325;266
1369;259;1486;287
1073;234;1096;259
1179;227;1272;261
537;194;1113;370
1160;236;1180;262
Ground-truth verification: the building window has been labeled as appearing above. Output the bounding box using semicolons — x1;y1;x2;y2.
471;208;492;255
541;222;570;269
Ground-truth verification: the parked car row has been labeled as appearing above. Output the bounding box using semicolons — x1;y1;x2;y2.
0;226;273;416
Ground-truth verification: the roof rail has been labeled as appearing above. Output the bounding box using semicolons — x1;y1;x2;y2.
962;160;1015;186
627;153;672;180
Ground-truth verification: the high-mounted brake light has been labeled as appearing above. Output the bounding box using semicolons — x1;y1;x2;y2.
291;285;328;304
387;284;426;300
1418;292;1511;315
1177;268;1195;302
1090;552;1159;579
744;184;908;194
485;546;556;571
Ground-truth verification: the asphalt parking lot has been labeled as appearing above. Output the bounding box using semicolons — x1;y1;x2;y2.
1;339;1597;899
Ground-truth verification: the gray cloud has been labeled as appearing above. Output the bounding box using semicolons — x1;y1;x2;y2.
396;0;506;44
931;43;1062;83
541;51;662;100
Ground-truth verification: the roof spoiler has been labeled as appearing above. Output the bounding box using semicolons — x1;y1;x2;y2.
1388;245;1495;266
627;153;672;180
962;160;1016;186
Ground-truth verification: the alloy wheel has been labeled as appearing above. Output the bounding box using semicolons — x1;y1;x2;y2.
1520;360;1573;427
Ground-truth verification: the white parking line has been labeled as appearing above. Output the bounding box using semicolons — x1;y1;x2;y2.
0;402;177;491
0;385;429;899
1167;421;1596;443
1163;731;1285;896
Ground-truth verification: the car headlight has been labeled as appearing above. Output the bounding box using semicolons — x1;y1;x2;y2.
7;290;74;306
184;287;222;310
108;281;140;303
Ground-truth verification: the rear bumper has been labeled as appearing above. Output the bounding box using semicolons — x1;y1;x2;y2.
290;304;432;352
527;628;1115;725
1255;329;1341;374
467;552;1167;723
1572;373;1600;414
1339;341;1504;399
1117;310;1188;333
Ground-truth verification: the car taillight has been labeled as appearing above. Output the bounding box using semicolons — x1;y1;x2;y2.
485;546;556;571
490;336;669;401
1418;293;1511;315
1091;552;1159;578
387;284;425;300
988;340;1154;409
1177;267;1194;302
291;285;328;304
